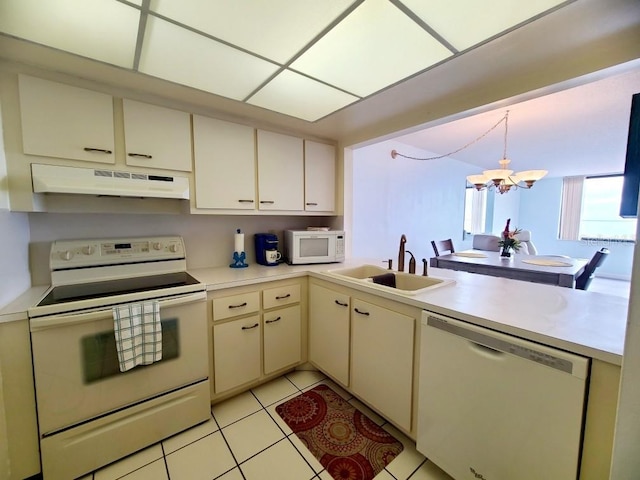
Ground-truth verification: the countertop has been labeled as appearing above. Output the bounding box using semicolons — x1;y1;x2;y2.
1;260;628;365
190;260;629;366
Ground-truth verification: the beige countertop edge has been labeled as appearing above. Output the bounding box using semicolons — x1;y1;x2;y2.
0;261;626;365
0;285;48;324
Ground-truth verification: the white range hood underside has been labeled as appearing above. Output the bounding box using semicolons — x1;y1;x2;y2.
31;163;190;200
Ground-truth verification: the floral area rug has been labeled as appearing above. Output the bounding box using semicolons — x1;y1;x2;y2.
275;384;404;480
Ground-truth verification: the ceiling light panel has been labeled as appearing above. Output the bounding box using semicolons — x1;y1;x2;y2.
247;70;359;122
149;0;356;64
290;0;452;98
139;16;280;101
0;0;139;68
400;0;568;51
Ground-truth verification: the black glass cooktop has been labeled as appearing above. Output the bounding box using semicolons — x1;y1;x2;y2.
38;272;200;307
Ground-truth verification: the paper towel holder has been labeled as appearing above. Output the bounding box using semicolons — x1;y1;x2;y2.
230;228;249;268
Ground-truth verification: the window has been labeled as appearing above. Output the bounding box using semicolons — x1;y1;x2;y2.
560;175;637;241
463;187;488;238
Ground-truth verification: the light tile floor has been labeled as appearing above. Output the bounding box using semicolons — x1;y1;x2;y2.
78;370;452;480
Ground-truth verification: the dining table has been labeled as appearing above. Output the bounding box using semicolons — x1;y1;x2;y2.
430;250;589;288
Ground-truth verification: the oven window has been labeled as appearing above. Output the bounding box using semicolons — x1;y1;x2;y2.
81;318;179;384
300;238;329;257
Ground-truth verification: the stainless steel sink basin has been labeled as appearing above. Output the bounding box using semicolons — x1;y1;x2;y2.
325;265;455;295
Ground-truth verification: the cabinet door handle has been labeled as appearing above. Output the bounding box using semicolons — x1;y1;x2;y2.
306;202;318;206
83;147;112;154
128;153;153;159
354;308;370;316
260;200;275;204
238;199;254;203
275;294;291;300
335;300;348;307
241;323;259;330
228;302;248;309
265;316;281;324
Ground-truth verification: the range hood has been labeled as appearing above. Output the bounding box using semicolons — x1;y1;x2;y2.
31;163;190;200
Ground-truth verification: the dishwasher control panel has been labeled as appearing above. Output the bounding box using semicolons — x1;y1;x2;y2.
426;314;585;376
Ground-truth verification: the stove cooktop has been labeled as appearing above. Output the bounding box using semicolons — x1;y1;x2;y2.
37;272;201;307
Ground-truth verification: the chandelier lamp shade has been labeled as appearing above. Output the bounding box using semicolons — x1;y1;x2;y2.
390;110;547;194
466;111;547;194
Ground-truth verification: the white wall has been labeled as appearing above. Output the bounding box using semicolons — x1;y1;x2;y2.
351;140;478;264
27;212;331;284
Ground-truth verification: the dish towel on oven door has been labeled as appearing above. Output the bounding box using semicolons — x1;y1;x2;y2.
113;301;162;372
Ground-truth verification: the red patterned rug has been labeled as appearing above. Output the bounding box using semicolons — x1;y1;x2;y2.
275;384;404;480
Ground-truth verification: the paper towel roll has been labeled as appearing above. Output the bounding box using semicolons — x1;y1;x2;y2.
234;229;244;253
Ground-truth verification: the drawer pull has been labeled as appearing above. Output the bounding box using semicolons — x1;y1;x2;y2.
238;199;254;203
242;323;259;330
83;147;112;154
265;316;281;324
306;202;318;206
260;200;275;204
275;294;291;300
128;152;153;159
229;302;248;309
354;308;370;316
335;300;348;307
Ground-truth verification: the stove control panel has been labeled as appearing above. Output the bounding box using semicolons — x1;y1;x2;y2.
50;236;186;270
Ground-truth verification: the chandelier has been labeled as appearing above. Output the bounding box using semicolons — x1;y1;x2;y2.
390;111;548;194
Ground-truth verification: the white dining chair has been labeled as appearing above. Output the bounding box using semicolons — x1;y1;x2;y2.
472;234;501;252
515;230;537;255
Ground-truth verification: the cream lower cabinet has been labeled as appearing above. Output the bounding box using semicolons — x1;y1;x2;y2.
213;315;261;393
308;279;416;434
210;280;304;399
308;283;350;386
264;305;301;375
351;298;415;432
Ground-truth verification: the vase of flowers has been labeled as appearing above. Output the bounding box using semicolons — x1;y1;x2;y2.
498;218;521;258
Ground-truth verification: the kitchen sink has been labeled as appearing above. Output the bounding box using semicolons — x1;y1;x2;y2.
325;265;455;295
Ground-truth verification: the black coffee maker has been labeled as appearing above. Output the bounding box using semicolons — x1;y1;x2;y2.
254;233;280;266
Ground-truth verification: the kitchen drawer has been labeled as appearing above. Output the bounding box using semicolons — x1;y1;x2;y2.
262;284;300;310
212;291;260;320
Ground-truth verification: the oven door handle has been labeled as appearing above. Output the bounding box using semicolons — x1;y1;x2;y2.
30;291;206;331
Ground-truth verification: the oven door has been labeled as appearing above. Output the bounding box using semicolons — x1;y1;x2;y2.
30;291;208;436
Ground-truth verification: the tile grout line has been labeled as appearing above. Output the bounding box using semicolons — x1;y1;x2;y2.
211;410;248;480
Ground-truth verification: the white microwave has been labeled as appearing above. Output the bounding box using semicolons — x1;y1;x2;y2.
284;230;345;264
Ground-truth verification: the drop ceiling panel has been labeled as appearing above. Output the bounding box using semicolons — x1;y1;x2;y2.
401;0;568;51
149;0;356;64
247;70;359;122
0;0;139;68
139;16;280;101
291;0;452;97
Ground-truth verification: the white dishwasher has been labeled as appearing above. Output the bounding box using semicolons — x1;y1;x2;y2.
417;311;589;480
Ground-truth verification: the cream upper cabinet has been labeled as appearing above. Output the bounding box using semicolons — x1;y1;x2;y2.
193;115;256;209
308;283;350;386
122;99;192;172
304;141;336;212
351;298;415;432
18;75;115;164
257;130;304;211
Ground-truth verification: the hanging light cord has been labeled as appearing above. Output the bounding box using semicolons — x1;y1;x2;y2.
391;111;509;161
